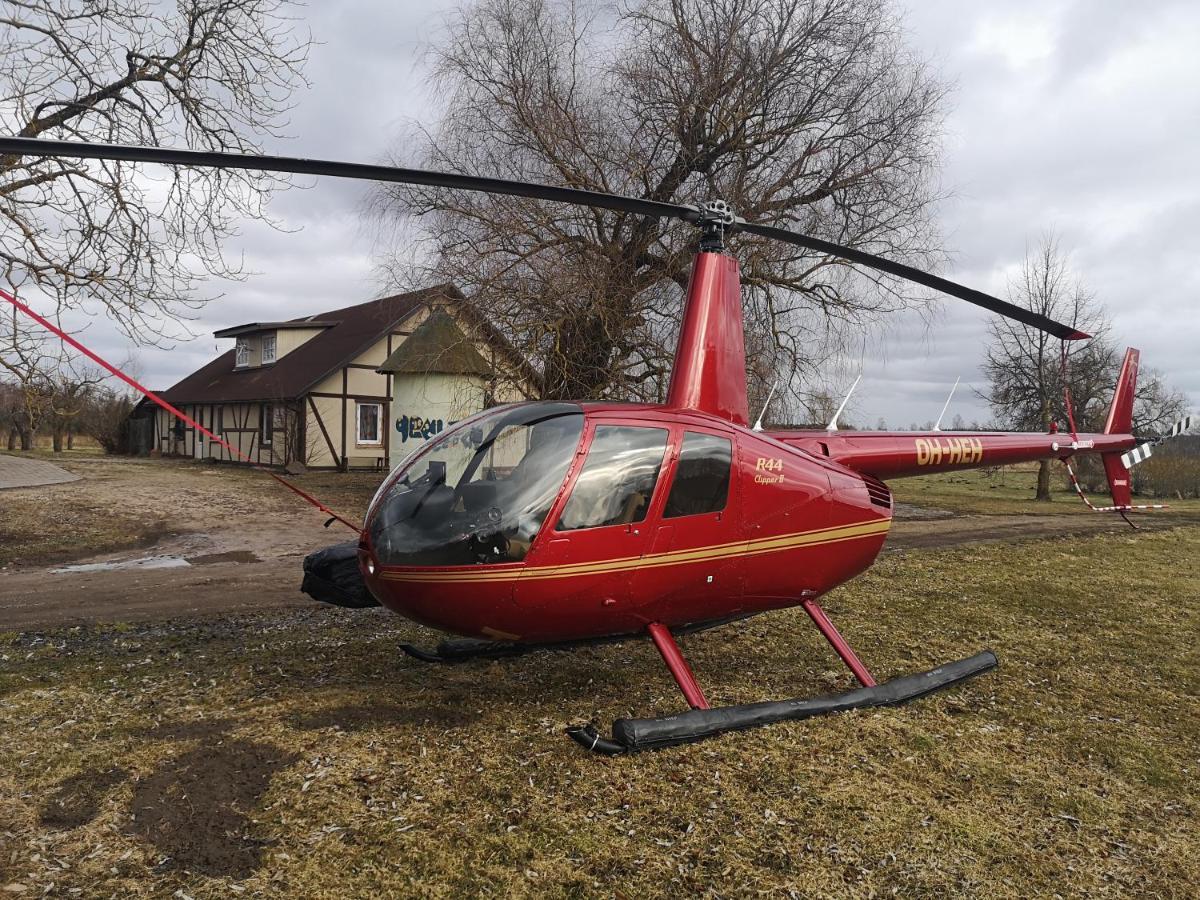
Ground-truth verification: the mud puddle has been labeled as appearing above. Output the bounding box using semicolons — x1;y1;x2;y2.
188;550;261;565
51;556;192;574
49;548;260;574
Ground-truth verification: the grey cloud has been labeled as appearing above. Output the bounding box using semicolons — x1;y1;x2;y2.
40;0;1198;430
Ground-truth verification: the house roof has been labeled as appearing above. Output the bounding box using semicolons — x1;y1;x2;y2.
376;310;492;377
450;303;545;397
160;285;460;404
213;320;338;338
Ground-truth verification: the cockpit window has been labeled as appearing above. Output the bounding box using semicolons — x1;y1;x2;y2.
366;403;583;566
663;431;732;518
557;426;668;531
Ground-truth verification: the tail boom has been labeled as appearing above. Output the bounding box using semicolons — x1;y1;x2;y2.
769;429;1136;481
772;347;1145;510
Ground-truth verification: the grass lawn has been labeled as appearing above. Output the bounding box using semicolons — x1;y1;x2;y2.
0;524;1197;896
890;464;1200;517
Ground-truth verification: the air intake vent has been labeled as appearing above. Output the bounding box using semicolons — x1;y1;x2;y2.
862;475;892;509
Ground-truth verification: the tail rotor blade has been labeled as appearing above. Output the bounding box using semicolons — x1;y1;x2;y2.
1166;414;1194;439
1119;414;1194;469
1121;443;1154;469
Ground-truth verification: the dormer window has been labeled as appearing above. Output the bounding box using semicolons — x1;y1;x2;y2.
262;333;277;365
235;338;250;368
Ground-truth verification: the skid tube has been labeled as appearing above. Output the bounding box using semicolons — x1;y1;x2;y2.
566;650;998;754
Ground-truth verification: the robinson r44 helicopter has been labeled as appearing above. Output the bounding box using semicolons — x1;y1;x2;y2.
0;136;1149;754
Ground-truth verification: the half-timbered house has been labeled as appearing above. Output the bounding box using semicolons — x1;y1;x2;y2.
151;285;529;470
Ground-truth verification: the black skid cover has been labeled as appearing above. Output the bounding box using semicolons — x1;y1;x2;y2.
568;651;998;754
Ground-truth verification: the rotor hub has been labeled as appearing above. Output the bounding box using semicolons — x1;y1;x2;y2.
697;199;736;252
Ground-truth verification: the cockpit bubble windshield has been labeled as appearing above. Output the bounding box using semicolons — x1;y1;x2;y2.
366;403;584;566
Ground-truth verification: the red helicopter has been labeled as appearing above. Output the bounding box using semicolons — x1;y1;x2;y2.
0;137;1146;753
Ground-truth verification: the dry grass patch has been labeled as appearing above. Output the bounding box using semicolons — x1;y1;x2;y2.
892;464;1200;517
0;488;160;567
0;526;1197;897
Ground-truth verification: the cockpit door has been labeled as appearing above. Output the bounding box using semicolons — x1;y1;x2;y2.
632;426;744;624
515;422;670;622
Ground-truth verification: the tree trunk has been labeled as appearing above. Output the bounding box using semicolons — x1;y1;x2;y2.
52;428;64;452
1035;459;1052;501
6;428;16;451
545;313;619;401
67;430;74;450
19;428;33;451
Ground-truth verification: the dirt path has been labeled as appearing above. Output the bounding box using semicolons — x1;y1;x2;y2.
0;456;1193;631
0;456;377;631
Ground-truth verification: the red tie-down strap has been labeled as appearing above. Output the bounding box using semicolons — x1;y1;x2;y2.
1;288;362;534
1059;341;1081;443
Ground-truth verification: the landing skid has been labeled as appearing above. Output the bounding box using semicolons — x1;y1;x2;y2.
566;598;998;754
567;651;997;753
398;614;750;664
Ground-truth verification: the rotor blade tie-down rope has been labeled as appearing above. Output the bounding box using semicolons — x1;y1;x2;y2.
1059;341;1081;443
1;289;362;534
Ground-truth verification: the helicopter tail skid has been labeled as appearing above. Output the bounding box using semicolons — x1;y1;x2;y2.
567;606;997;754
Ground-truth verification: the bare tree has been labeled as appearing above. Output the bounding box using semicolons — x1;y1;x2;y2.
45;359;106;451
983;233;1188;500
79;382;137;454
0;0;309;343
983;235;1113;500
1129;367;1189;439
0;374;24;449
0;306;59;449
374;0;948;409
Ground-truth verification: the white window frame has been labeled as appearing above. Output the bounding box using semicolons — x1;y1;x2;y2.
261;332;277;364
261;403;273;446
356;402;382;446
234;338;250;368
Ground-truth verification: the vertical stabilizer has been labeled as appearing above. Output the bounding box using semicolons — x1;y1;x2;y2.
1102;347;1140;508
1104;348;1140;435
665;252;749;425
1102;453;1133;509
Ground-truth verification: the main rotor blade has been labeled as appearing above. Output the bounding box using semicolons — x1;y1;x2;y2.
739;221;1090;341
0;136;698;223
0;136;1091;340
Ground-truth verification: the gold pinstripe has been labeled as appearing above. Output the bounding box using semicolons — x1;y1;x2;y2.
378;518;890;584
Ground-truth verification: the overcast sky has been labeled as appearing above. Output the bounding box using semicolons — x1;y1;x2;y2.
55;0;1200;429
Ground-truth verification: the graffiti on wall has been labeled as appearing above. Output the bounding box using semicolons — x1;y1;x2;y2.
396;414;446;443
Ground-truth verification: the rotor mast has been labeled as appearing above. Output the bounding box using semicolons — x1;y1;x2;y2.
664;200;750;425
